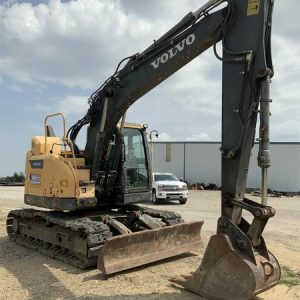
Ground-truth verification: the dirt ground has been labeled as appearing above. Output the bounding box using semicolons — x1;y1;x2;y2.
0;187;299;300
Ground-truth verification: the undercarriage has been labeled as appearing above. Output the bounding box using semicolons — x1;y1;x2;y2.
6;206;203;273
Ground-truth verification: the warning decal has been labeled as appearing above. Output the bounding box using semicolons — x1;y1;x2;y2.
247;0;260;16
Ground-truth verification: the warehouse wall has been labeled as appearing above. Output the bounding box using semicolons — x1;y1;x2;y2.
151;143;184;178
247;143;300;192
152;142;300;192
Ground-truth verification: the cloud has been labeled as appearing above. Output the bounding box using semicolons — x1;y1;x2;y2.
271;120;300;142
0;0;154;88
56;95;89;115
0;0;299;146
186;132;210;141
156;132;174;141
33;94;89;117
35;102;51;112
0;0;299;177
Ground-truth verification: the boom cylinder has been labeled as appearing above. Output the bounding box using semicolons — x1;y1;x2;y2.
91;97;109;180
257;75;272;205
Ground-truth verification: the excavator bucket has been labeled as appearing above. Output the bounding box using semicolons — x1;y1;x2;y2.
98;221;203;274
172;230;281;300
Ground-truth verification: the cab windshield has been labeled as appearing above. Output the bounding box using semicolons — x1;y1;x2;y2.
154;174;178;181
123;127;149;191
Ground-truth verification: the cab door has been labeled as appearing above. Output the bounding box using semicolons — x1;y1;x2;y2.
123;127;150;192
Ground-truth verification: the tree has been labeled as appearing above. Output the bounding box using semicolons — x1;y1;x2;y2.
1;172;25;183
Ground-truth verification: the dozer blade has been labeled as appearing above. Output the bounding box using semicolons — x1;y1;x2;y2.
98;221;203;274
172;234;281;300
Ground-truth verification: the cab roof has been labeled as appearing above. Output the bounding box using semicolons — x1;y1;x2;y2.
117;122;146;129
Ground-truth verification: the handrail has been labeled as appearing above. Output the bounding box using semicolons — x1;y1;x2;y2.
44;112;67;157
44;113;79;197
65;137;79;198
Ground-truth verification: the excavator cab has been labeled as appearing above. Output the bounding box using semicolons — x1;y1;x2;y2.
106;124;152;206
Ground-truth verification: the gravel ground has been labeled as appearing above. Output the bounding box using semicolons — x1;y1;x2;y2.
0;187;299;300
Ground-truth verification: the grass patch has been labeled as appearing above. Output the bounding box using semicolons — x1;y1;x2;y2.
280;266;300;287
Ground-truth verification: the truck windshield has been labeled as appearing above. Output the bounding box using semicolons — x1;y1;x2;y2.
154;174;178;181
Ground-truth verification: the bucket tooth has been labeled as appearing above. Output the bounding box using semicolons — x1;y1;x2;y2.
98;221;203;274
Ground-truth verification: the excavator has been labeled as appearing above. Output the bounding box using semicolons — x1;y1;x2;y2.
6;0;281;299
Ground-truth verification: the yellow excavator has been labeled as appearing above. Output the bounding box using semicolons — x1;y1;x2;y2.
7;0;280;299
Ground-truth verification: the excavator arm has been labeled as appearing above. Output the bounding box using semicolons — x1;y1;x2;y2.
68;0;280;299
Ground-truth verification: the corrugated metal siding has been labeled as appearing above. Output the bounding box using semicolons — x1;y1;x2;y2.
152;142;300;192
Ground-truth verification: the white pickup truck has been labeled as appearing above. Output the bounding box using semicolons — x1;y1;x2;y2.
152;172;188;204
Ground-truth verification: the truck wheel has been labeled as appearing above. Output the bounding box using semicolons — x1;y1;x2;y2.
152;191;159;204
179;198;187;205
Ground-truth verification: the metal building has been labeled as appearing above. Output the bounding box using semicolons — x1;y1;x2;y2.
152;142;300;193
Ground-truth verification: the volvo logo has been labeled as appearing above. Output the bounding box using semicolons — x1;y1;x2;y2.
150;34;196;69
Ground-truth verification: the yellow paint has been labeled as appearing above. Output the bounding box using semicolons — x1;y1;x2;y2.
25;122;143;209
117;122;144;129
25;135;95;205
31;136;61;155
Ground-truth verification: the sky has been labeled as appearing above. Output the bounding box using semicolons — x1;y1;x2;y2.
0;0;299;176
